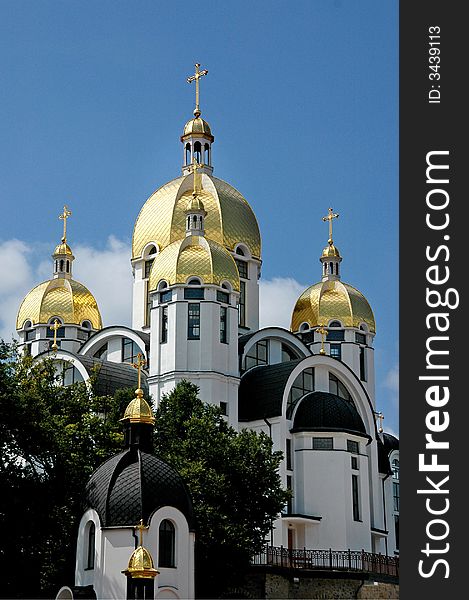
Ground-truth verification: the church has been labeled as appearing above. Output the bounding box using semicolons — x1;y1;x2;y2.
15;64;399;599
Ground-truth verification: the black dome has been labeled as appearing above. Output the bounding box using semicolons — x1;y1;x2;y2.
86;448;195;529
382;432;399;453
291;391;370;440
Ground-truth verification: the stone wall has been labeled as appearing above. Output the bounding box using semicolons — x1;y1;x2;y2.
234;570;399;599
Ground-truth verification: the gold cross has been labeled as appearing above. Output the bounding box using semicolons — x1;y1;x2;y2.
135;519;149;547
187;63;208;117
49;319;62;351
315;326;328;355
322;207;339;245
192;158;202;192
59;205;72;243
375;411;384;433
131;352;146;390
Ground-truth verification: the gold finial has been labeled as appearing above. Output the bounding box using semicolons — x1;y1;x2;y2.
315;326;328;355
135;519;149;547
131;353;146;391
187;63;208;118
375;411;384;433
322;207;339;245
59;205;72;243
49;319;62;351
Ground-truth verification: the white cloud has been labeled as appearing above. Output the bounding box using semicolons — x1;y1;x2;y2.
72;236;133;328
259;277;306;330
0;240;35;341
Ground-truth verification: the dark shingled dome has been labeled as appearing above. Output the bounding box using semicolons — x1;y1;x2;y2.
291;391;370;440
86;448;195;529
382;432;399;453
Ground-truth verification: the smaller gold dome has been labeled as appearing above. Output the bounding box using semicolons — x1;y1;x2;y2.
321;243;341;258
148;235;240;292
16;278;102;330
124;546;158;579
186;192;207;214
121;389;155;425
53;242;74;256
181;117;214;141
291;280;376;334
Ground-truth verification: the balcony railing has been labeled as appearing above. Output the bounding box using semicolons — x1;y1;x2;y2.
252;546;399;578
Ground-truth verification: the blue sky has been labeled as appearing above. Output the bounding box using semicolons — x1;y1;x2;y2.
0;0;399;433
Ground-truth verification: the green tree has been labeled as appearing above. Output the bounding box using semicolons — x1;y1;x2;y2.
154;380;289;598
0;342;124;598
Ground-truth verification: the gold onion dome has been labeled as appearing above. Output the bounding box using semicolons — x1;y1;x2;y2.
186;191;206;213
16;278;102;330
290;280;376;334
121;389;155;425
322;242;341;258
148;235;240;292
181;116;214;141
132;173;261;260
53;241;74;256
124;546;158;579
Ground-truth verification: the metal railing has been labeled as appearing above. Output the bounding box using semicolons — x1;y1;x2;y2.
252;546;399;577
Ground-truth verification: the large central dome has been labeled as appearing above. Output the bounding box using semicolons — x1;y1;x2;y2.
132;173;261;260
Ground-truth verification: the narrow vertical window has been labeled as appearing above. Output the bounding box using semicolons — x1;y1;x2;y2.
86;522;95;570
352;474;360;521
161;306;168;343
220;306;227;343
188;303;200;339
159;520;175;568
286;438;292;471
286;475;293;514
145;282;152;327
238;281;246;327
359;347;367;381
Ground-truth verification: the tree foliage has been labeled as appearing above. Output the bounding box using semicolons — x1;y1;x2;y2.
0;342;124;598
1;344;288;599
154;380;289;597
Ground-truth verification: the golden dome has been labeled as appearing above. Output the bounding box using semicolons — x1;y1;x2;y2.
186;192;206;214
148;235;240;292
290;280;376;334
181;116;213;141
321;243;341;258
124;546;158;579
53;242;74;256
122;389;155;425
16;278;102;330
132;173;261;260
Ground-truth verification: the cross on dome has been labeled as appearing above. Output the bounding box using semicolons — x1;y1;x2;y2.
322;207;339;245
135;519;149;547
49;319;62;351
187;63;208;118
131;353;146;390
59;205;72;243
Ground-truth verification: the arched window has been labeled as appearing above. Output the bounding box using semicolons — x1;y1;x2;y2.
235;246;245;256
188;278;201;285
300;322;310;332
66;260;70;273
329;262;333;274
329;321;341;328
287;368;315;418
329;373;353;403
194;141;202;163
185;143;191;165
392;458;399;481
86;522;95;570
82;320;92;329
158;520;175;568
204;143;210;164
60;259;64;271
